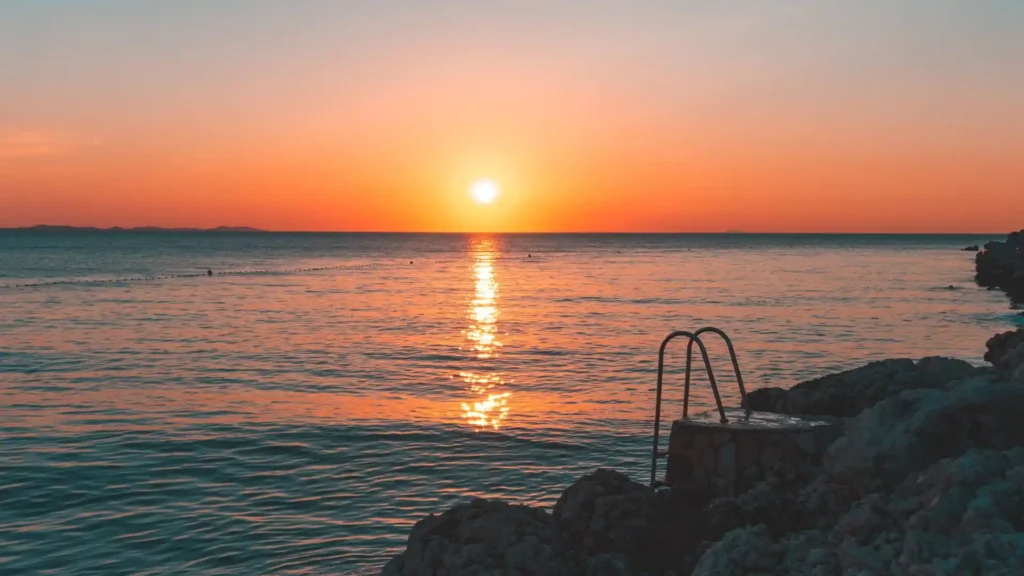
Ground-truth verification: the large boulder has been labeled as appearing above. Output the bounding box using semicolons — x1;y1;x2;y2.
744;357;979;418
690;524;781;575
882;448;1024;574
823;448;1024;575
380;498;564;576
976;229;1024;303
824;377;1024;492
703;478;803;539
693;448;1024;576
552;469;653;555
985;328;1024;384
382;470;670;576
692;525;839;576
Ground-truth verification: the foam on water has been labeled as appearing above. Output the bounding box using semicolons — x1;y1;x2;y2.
0;232;1018;573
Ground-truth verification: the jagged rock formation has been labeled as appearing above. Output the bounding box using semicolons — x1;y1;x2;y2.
985;328;1024;385
379;498;563;575
380;470;674;576
824;377;1024;492
552;469;655;558
976;229;1024;303
743;357;980;418
695;446;1024;575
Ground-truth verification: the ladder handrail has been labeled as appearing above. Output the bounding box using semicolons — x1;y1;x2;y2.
683;326;750;420
651;330;723;487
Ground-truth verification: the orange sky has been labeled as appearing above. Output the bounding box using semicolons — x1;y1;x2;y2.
1;1;1022;232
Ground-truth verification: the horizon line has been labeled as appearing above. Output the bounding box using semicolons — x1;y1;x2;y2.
0;225;1012;236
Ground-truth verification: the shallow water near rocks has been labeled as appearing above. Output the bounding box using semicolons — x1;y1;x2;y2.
0;232;1018;574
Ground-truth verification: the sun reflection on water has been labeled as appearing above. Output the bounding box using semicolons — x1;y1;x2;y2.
466;251;501;359
460;239;511;430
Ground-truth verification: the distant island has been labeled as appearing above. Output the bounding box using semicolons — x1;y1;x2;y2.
3;225;264;233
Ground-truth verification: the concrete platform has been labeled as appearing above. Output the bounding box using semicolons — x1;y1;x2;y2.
664;408;840;497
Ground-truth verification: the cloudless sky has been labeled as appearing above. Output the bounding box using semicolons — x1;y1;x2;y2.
1;0;1022;232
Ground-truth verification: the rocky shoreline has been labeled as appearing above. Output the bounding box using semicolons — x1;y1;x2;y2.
381;325;1024;576
976;229;1024;305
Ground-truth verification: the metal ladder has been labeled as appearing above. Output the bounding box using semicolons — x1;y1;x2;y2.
649;327;749;487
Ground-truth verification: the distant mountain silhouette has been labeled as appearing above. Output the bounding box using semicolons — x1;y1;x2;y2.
6;225;264;233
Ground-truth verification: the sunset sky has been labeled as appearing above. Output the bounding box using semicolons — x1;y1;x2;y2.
1;1;1022;232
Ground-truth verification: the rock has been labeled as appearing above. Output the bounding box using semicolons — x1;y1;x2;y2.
963;245;980;251
744;357;979;418
552;469;655;558
705;478;802;539
824;377;1024;492
914;356;983;387
885;449;1024;574
795;478;861;530
985;328;1024;378
582;553;632;576
834;494;889;544
381;498;563;576
691;525;781;576
976;229;1024;304
693;448;1024;576
380;555;403;575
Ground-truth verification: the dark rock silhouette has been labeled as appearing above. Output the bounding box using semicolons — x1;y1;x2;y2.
976;229;1024;304
694;446;1024;575
379;498;562;575
985;328;1024;384
382;331;1024;575
553;469;654;556
825;376;1024;491
743;356;980;418
962;244;980;251
382;470;705;575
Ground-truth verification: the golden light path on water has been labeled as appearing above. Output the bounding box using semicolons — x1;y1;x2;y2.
460;239;511;429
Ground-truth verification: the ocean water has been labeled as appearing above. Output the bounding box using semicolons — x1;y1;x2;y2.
1;232;1020;574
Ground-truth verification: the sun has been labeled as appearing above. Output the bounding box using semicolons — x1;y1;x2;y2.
470;180;500;204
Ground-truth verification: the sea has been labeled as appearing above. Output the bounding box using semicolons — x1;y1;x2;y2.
1;231;1020;574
